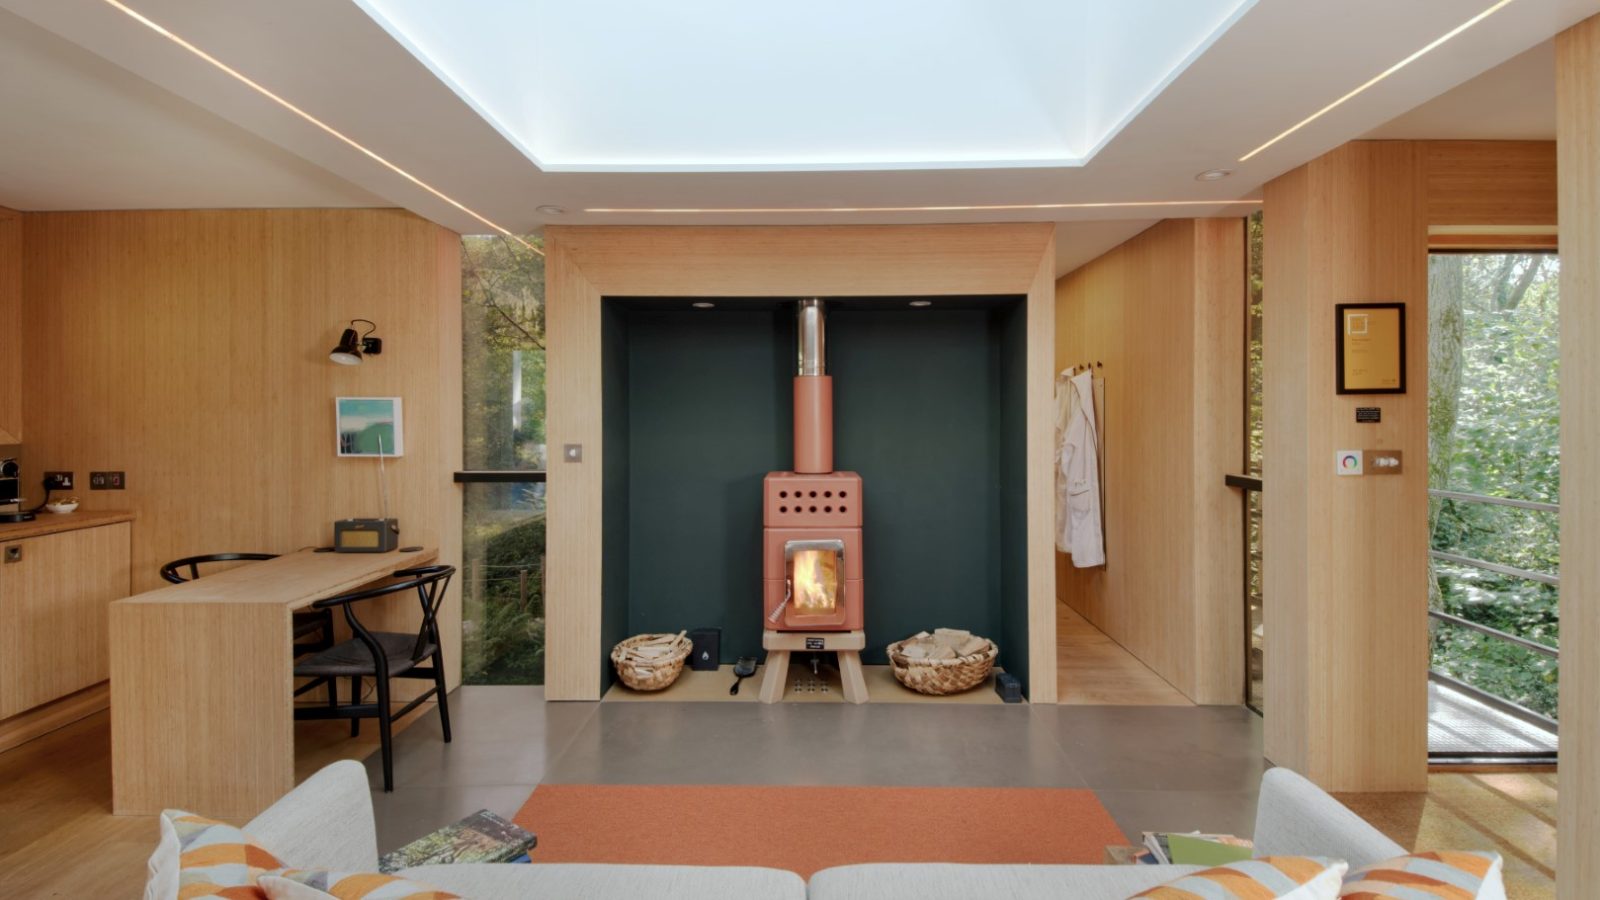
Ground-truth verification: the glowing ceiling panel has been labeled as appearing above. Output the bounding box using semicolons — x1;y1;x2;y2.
353;0;1255;172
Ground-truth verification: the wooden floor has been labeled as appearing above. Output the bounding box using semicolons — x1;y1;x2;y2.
0;704;430;899
1056;603;1195;705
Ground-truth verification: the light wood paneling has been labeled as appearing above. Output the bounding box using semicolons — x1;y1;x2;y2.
0;509;133;542
18;209;464;687
1424;141;1557;228
1263;142;1430;792
1057;604;1194;706
1556;15;1600;900
1053;219;1244;705
0;522;130;719
544;224;1057;701
111;547;435;817
0;206;19;444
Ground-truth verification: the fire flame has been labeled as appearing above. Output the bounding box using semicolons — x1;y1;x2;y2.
792;549;839;612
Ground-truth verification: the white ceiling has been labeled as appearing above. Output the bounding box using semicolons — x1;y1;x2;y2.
0;0;1593;275
0;6;382;211
1365;40;1557;140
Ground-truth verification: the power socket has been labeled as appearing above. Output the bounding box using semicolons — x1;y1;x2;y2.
43;471;74;491
89;471;126;490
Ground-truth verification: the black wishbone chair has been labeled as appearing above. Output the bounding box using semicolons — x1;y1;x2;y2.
160;553;336;697
291;565;455;791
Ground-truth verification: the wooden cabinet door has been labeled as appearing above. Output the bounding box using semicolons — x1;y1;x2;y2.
0;523;131;718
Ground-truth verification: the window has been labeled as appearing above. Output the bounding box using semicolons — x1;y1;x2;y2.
1426;251;1559;754
461;235;547;685
1244;210;1264;713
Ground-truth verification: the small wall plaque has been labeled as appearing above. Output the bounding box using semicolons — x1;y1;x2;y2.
1356;407;1381;423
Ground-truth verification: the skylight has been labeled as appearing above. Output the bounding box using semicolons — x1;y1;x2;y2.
352;0;1256;173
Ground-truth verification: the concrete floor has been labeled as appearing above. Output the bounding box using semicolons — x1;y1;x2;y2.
366;686;1266;853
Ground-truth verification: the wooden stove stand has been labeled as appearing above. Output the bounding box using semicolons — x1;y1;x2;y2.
759;630;869;704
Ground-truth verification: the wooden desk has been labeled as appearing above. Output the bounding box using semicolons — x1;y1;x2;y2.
109;547;436;817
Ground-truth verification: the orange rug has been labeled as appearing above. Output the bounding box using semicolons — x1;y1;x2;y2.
513;784;1125;878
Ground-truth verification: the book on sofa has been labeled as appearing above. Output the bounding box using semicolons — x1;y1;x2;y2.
378;810;538;873
1141;831;1254;866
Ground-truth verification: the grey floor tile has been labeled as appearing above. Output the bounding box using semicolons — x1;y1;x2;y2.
1094;789;1261;845
1051;706;1266;791
369;783;540;853
543;701;1085;787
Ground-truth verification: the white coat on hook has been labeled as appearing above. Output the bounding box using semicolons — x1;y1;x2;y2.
1057;368;1105;567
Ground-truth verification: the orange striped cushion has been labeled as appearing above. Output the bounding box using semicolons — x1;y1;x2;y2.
258;869;460;900
1341;851;1504;899
163;810;287;900
1133;856;1348;899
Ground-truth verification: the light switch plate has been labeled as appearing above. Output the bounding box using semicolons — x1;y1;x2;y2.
1335;450;1363;476
1369;450;1403;474
563;444;583;463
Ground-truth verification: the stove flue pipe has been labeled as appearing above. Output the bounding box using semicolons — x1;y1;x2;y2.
794;299;833;474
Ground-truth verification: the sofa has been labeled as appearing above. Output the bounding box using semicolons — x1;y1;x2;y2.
152;762;1406;899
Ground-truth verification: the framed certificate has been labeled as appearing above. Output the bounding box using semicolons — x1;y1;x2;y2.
1336;303;1406;394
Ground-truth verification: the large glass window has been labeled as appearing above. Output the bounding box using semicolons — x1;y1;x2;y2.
461;235;547;685
1245;210;1264;713
1426;251;1559;753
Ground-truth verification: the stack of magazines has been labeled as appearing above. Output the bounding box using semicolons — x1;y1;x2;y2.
1140;831;1254;866
378;810;538;873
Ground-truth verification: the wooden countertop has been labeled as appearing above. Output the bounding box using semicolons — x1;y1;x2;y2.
117;546;438;608
0;509;135;541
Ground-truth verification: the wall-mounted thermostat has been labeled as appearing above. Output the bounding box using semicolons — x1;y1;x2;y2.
1335;450;1363;476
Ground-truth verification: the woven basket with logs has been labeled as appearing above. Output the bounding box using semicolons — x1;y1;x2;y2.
610;632;692;691
886;629;999;695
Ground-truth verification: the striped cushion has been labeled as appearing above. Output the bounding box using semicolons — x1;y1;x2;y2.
1341;851;1506;899
1132;856;1348;899
163;810;287;900
258;870;460;900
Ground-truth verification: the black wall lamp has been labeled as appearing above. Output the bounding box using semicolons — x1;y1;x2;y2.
330;319;382;365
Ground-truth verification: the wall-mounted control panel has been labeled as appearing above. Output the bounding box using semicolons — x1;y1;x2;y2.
89;471;126;490
1335;450;1402;477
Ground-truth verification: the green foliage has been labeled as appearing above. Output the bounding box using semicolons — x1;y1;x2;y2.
460;234;548;685
1426;253;1560;719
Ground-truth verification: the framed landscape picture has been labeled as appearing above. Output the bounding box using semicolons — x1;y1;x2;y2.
336;397;405;457
1335;303;1406;394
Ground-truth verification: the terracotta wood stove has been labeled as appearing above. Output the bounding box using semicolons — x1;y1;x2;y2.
759;299;869;703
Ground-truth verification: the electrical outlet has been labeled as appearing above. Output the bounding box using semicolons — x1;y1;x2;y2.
90;471;126;490
43;471;73;491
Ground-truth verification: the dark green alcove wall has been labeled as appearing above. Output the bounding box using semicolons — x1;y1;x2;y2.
600;297;1032;693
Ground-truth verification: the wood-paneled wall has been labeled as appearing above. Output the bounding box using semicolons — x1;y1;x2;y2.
1053;219;1245;704
1263;142;1431;792
1556;15;1600;899
18;209;464;685
0;206;20;444
544;224;1059;702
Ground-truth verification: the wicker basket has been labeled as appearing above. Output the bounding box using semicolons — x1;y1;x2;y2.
610;632;692;692
886;637;999;696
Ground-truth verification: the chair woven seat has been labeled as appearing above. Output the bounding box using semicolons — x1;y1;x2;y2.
295;632;438;678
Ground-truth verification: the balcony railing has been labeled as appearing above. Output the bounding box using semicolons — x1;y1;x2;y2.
1427;487;1560;743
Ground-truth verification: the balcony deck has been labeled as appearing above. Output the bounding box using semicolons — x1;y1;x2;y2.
1428;681;1556;759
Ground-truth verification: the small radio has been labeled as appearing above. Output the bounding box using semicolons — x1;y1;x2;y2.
334;518;399;553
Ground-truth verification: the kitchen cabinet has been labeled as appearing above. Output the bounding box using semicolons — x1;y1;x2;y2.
0;516;131;719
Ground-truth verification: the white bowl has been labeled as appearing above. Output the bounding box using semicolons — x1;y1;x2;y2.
44;501;79;515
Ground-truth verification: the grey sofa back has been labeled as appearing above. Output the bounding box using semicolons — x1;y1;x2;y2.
1252;767;1407;869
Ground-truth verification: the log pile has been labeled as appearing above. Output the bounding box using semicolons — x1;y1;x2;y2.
897;628;989;660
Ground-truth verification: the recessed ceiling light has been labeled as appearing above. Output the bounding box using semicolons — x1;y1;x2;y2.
908;300;933;308
101;0;540;254
536;205;567;215
584;199;1260;214
692;301;716;309
1238;0;1518;162
1194;169;1232;182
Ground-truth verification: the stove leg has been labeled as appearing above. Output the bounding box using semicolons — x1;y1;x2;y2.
758;650;790;704
838;650;867;705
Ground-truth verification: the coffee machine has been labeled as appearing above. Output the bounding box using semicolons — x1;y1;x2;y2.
0;458;33;523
